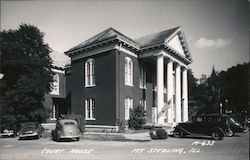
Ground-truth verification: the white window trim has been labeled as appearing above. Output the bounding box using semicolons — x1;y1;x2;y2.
85;59;96;87
125;97;133;120
125;57;133;86
140;99;147;111
50;74;60;95
50;104;57;120
85;98;96;120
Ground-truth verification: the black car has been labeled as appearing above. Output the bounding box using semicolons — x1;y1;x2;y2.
226;115;246;136
173;114;245;140
18;122;44;140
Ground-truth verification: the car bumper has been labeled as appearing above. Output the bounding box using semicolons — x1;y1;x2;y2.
58;135;80;139
0;133;14;137
19;133;38;138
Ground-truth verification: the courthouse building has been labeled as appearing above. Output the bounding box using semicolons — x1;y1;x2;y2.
62;26;192;127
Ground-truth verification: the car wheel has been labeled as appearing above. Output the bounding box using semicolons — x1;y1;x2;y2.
76;137;80;141
55;134;60;142
226;128;234;137
211;130;223;140
173;129;185;138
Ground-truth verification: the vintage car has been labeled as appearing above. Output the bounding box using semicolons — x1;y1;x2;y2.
19;122;44;139
0;129;15;137
173;114;245;140
51;119;80;141
226;115;246;135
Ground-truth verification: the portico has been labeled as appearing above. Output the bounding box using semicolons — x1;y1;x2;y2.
152;52;189;125
138;27;192;126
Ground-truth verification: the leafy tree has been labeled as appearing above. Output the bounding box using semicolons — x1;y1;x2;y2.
128;105;146;130
219;63;249;113
205;66;221;113
0;24;54;130
190;63;249;116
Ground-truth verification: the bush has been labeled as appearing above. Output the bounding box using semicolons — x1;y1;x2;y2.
128;105;147;130
59;113;86;133
156;128;168;139
149;128;168;140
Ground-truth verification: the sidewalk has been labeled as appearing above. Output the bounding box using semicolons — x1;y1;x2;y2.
82;131;151;142
42;127;151;141
41;123;174;141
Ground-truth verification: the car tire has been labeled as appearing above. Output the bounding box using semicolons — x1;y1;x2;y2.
173;129;185;138
227;128;234;137
55;134;60;142
211;129;224;140
76;137;80;141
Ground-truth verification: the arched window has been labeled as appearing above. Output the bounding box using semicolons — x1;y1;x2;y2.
85;59;95;87
51;74;59;95
125;57;133;86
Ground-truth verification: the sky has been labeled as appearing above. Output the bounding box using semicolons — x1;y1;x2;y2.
1;0;249;78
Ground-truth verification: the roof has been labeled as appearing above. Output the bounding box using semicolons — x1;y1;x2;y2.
66;27;139;53
58;119;77;124
65;26;192;63
135;27;180;48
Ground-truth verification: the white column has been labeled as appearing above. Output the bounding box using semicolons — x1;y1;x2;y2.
182;68;188;122
157;54;165;124
167;60;173;123
175;64;181;123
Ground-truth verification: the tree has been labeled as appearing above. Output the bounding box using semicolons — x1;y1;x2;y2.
219;63;249;113
0;24;54;129
128;105;146;130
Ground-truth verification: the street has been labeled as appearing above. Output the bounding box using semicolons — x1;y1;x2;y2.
0;132;249;160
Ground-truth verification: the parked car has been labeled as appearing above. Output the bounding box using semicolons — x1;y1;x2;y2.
19;122;44;140
226;115;246;135
0;123;17;137
0;129;15;137
51;119;80;141
173;114;245;140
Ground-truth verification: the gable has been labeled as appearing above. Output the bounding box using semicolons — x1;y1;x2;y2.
167;34;186;57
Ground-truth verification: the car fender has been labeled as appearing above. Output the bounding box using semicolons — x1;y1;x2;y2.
211;127;224;136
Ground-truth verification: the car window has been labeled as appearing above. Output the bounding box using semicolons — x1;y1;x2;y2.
23;124;37;128
64;122;75;125
216;117;222;122
195;117;203;122
207;117;217;122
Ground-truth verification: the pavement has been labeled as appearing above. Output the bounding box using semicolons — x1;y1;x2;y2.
41;123;175;142
0;131;248;160
43;129;152;141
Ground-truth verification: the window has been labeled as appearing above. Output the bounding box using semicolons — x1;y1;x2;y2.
50;104;56;120
125;97;133;120
140;99;147;111
85;59;95;87
195;117;203;123
139;63;146;89
51;74;59;95
125;57;133;86
85;98;95;120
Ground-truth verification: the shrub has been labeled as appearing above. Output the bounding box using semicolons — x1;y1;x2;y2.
59;113;86;133
149;128;168;139
149;130;158;140
116;120;126;133
128;105;147;130
156;128;168;139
